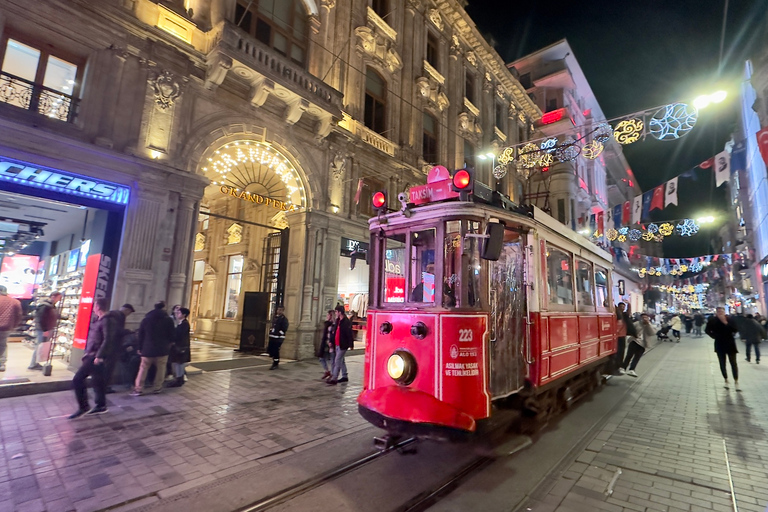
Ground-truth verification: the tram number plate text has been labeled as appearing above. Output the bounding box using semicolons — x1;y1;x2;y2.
458;329;473;342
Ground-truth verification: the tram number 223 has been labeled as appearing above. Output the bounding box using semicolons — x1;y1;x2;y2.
458;329;473;342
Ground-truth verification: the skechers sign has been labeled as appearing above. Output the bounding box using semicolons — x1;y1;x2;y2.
0;157;130;205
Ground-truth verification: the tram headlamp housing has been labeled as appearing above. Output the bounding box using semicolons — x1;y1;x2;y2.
387;350;417;385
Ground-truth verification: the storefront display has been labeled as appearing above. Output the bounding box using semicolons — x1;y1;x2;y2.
338;237;369;345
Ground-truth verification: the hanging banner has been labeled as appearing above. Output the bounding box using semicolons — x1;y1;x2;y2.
650;184;665;211
632;196;642;225
622;201;631;225
757;126;768;167
714;151;730;187
606;208;613;230
641;191;652;221
664;177;678;206
613;205;622;229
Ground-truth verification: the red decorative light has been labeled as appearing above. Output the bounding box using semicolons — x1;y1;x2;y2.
372;191;386;209
541;166;549;172
540;108;565;125
453;169;471;189
583;109;592;117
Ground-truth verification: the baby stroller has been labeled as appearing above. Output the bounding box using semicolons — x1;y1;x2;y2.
657;325;672;342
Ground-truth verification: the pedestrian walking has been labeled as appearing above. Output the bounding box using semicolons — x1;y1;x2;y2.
0;285;22;372
317;310;334;380
327;305;354;385
131;301;175;396
167;307;191;387
741;313;765;364
615;302;637;374
669;314;682;342
69;298;120;418
684;315;693;334
29;291;62;370
620;313;655;377
705;307;740;390
104;303;135;392
693;313;704;337
268;305;288;370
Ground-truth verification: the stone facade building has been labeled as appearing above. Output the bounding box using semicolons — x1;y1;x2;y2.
0;0;541;360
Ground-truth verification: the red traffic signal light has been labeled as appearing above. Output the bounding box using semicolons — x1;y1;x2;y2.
372;190;387;212
451;168;474;200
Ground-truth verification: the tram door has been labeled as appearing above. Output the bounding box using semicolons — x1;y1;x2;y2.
489;230;527;397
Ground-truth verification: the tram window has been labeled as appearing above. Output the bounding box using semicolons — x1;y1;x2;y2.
443;221;461;307
409;229;436;303
465;221;483;307
595;266;609;308
546;247;573;305
383;233;406;303
575;259;594;309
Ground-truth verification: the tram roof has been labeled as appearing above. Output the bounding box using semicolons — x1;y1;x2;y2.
369;199;613;264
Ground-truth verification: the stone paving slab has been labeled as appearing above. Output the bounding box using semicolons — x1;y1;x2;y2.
521;333;768;512
0;355;367;512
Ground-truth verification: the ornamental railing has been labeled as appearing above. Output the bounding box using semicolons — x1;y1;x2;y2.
0;71;79;123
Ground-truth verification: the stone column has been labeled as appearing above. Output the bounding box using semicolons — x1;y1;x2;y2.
167;195;197;308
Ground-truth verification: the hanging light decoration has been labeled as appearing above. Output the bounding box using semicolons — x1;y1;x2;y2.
540;137;558;153
613;119;644;145
582;141;604;160
593;123;613;143
492;164;507;179
519;143;542;168
649;103;698;141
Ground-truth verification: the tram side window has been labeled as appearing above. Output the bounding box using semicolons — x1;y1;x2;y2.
383;233;406;303
547;247;573;305
595;266;609;308
465;221;483;307
443;221;461;307
409;229;436;303
575;259;594;310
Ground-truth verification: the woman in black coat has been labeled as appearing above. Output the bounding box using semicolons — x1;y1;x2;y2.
705;307;740;390
168;307;191;387
317;310;334;380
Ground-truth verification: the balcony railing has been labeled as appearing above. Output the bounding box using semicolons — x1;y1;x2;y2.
0;71;78;123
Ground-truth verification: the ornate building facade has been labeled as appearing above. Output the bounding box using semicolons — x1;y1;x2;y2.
0;0;539;359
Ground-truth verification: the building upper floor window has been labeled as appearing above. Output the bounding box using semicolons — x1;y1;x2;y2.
463;139;475;169
423;112;438;164
235;0;308;66
371;0;389;21
364;67;387;135
465;69;475;104
426;31;439;71
519;72;532;89
0;37;80;122
546;98;558;112
495;102;505;132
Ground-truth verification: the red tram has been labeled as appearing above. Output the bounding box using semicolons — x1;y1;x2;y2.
357;166;617;439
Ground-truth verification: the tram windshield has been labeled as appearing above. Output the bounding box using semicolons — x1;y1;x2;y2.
409;229;436;303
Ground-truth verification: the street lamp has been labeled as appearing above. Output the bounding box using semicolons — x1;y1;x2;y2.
477;151;500;179
693;90;728;110
696;215;716;224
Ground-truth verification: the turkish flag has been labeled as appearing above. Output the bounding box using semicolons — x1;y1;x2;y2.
757;127;768;167
622;201;631;225
650;185;664;211
699;157;715;169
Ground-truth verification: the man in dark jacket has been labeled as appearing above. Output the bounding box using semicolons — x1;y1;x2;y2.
29;291;62;370
268;306;289;370
706;307;740;390
131;301;175;396
104;303;135;392
327;305;354;385
742;314;766;364
69;298;119;419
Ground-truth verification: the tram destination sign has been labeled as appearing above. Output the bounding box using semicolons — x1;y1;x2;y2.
0;157;130;205
409;180;459;205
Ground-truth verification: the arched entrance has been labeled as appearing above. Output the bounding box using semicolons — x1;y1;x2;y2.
189;140;307;347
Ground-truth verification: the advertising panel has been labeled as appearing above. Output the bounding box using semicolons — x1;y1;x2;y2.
0;254;40;298
72;254;101;351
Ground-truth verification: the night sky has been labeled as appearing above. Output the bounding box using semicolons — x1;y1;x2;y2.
466;0;768;257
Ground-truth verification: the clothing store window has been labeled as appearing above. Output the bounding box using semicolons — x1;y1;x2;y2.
338;237;370;319
547;246;573;305
364;67;386;135
224;255;244;319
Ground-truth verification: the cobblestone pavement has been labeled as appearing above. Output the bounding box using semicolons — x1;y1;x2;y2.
521;334;768;512
0;356;368;512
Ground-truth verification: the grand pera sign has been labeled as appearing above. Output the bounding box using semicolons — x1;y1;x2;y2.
219;185;301;212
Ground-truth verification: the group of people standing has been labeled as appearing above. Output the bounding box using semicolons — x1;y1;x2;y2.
316;305;354;385
69;300;191;419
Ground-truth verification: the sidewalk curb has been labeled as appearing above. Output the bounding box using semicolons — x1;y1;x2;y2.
0;378;72;399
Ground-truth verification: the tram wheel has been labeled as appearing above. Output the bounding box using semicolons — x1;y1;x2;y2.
558;385;574;411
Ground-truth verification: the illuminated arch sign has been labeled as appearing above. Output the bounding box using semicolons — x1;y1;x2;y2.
0;157;130;205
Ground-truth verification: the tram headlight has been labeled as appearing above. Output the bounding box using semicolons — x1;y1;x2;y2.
387;350;417;385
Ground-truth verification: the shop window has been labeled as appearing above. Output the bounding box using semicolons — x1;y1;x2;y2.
234;0;308;66
426;31;439;71
463;139;475;169
575;259;594;309
0;37;80;122
224;255;244;318
382;232;406;303
465;69;475;105
422;112;438;163
443;221;461;307
547;246;573;305
409;229;436;303
595;266;609;308
364;67;386;135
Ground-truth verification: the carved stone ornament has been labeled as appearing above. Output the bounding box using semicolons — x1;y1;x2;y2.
436;92;449;112
270;210;289;230
330;152;346;181
450;35;462;58
355;26;376;53
194;232;206;251
204;263;216;275
245;258;260;271
149;70;184;110
415;77;450;112
496;84;505;99
509;102;518;117
458;112;471;132
227;223;243;245
354;26;403;73
483;75;494;93
466;51;477;68
428;9;444;31
416;77;431;98
385;50;403;73
320;0;336;8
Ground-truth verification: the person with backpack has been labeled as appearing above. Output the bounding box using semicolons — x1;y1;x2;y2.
29;291;62;370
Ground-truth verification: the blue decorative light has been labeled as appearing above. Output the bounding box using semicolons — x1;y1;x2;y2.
618;227;629;235
540;138;558;153
649;103;698;141
629;229;642;241
676;219;699;237
646;223;659;234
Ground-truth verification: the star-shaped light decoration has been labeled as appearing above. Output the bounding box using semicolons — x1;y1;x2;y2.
618;234;627;242
619;227;629;235
628;229;642;241
680;264;688;272
594;123;612;143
